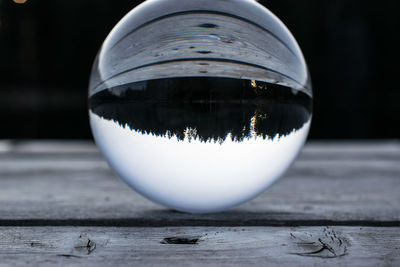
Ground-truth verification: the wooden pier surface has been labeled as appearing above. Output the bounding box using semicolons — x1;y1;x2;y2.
0;140;399;266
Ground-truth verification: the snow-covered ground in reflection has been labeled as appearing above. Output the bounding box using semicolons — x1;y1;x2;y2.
90;111;310;213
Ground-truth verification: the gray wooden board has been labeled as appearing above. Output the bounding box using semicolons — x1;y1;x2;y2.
0;141;399;266
0;141;399;224
0;226;399;266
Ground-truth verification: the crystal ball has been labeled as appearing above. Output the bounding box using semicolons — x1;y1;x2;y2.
89;0;312;213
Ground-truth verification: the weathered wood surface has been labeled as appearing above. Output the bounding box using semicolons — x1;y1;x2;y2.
0;226;399;266
0;140;399;225
0;140;399;266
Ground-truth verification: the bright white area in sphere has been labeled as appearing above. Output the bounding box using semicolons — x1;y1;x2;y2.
90;111;310;213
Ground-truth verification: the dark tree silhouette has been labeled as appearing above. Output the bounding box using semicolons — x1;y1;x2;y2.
89;77;312;142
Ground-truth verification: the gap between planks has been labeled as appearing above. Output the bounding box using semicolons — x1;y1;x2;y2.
0;219;399;227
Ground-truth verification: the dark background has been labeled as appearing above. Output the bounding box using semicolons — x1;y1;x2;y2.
1;0;399;139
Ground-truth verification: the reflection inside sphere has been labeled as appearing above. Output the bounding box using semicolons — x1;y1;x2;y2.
89;0;312;213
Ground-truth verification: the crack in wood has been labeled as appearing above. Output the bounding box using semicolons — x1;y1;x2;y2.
30;242;46;248
57;254;82;259
0;219;398;227
74;234;96;255
289;227;350;258
160;236;201;245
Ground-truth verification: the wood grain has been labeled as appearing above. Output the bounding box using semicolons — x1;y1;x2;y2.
0;141;400;226
0;141;399;266
0;141;399;225
0;226;399;266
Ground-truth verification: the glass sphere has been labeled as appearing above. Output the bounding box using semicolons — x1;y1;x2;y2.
89;0;312;213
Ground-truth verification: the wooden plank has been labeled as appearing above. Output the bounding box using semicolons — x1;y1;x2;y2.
0;142;398;225
0;226;398;266
0;140;100;155
0;141;398;265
